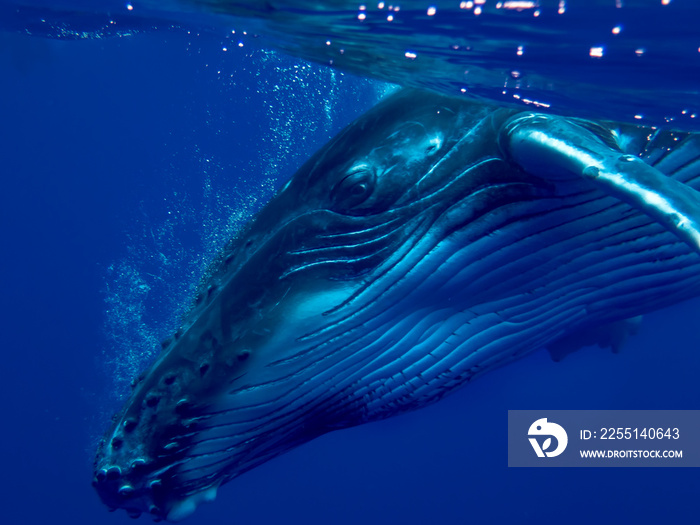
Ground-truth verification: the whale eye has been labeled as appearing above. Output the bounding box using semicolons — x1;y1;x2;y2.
331;165;376;212
425;135;442;155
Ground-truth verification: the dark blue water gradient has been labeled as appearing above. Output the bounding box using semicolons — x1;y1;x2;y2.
1;25;700;525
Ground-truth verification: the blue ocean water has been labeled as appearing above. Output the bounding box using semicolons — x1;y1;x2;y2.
1;6;700;525
5;0;700;128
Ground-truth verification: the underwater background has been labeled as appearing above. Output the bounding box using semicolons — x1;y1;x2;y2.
1;6;700;524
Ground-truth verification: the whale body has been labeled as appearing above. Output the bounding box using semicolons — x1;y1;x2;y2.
93;89;700;520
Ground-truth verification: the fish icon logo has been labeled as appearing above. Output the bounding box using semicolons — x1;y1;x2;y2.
528;418;568;458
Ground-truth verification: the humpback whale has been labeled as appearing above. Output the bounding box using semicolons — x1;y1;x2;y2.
93;89;700;520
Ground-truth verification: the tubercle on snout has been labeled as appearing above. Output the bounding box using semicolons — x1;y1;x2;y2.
95;322;245;487
93;277;273;519
99;301;262;446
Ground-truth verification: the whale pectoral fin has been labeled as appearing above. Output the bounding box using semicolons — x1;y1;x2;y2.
547;316;643;362
499;113;700;255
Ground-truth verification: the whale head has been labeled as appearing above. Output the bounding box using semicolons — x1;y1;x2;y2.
93;89;700;520
93;89;523;519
